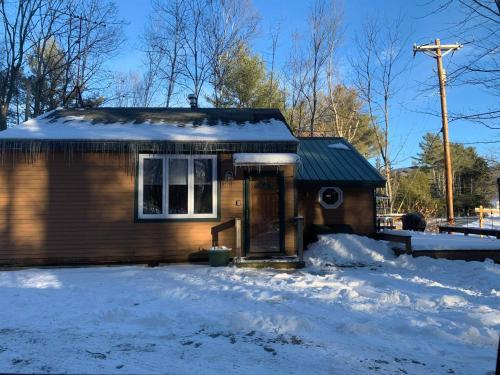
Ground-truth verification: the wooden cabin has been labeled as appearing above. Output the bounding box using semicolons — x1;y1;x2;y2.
0;108;384;267
296;138;385;245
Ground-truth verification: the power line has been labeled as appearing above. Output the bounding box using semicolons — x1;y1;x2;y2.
458;140;500;145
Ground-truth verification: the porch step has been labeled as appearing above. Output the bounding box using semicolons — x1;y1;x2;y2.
233;256;305;269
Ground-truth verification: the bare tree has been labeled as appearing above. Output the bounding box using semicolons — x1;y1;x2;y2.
0;0;122;127
110;72;129;107
303;0;341;136
146;0;186;107
283;32;308;134
0;0;42;129
140;49;163;107
26;0;123;114
327;80;360;140
203;0;259;106
60;0;123;107
423;0;500;128
436;0;499;94
109;71;149;107
350;16;409;211
111;57;163;108
177;0;210;101
144;0;259;107
325;54;361;140
267;23;280;106
28;0;69;117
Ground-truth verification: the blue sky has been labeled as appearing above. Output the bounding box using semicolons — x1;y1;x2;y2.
111;0;499;167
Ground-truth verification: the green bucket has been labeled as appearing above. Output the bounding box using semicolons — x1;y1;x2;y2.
208;247;231;267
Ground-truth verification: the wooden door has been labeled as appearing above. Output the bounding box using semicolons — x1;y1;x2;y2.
245;174;283;255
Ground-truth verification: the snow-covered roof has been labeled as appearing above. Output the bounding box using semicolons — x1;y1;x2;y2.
0;108;297;143
233;153;300;166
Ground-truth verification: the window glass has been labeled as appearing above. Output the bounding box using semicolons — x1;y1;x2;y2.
139;155;217;219
318;186;343;209
194;159;213;214
169;158;188;214
143;158;163;214
322;188;339;205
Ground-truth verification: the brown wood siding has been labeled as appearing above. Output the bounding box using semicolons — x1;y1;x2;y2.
0;153;296;266
283;165;296;256
298;182;375;243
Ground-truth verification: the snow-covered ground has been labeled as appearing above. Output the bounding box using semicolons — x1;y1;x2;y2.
469;216;500;231
1;234;499;374
384;229;500;250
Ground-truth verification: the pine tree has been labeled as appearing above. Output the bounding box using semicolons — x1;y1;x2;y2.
206;43;284;109
413;132;492;215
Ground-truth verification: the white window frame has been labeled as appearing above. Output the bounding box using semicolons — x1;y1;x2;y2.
318;186;343;209
138;154;218;219
138;154;165;220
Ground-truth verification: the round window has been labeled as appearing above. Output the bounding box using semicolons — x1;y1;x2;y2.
318;187;343;209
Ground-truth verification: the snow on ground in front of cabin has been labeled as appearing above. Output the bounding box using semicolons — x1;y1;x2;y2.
0;234;499;374
383;229;500;250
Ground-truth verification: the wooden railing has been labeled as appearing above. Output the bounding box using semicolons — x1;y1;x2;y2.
438;225;500;239
373;232;412;253
294;216;304;261
474;206;500;229
211;218;242;257
212;217;305;260
376;216;396;231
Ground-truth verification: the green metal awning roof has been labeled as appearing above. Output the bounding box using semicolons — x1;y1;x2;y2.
297;137;385;187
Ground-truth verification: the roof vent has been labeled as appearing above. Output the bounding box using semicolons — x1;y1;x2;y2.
188;94;198;109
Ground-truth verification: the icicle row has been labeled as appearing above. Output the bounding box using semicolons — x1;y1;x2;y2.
0;140;298;175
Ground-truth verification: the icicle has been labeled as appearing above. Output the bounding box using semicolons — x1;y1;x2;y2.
0;139;298;177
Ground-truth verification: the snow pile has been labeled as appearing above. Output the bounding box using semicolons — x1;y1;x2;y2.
384;229;500;250
0;111;297;142
306;233;396;267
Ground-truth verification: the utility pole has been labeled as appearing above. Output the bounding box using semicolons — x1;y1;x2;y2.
413;39;462;225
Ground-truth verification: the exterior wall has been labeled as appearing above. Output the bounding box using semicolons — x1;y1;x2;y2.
0;152;296;266
298;182;376;243
282;166;297;256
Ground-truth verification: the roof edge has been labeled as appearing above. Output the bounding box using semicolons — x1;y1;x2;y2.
0;139;298;144
297;179;386;188
297;136;344;140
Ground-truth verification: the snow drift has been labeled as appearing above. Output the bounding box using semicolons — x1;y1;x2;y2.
306;234;396;267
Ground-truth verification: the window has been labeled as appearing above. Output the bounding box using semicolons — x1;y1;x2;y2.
169;158;188;214
142;158;163;215
318;186;343;209
138;155;217;219
194;159;213;214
